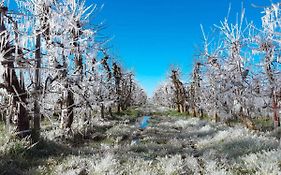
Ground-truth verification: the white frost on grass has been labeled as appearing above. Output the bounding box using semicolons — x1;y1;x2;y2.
156;155;183;175
197;125;279;162
199;124;214;132
198;126;278;149
93;152;118;175
54;153;118;175
53;156;93;175
184;155;200;174
17;116;281;174
161;118;201;129
240;149;281;175
124;159;158;175
204;160;232;175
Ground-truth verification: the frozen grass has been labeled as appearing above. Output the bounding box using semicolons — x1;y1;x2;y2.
42;116;281;174
238;149;281;174
0;122;9;144
0;112;281;174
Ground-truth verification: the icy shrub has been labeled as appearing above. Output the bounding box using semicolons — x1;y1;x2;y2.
0;130;9;145
199;124;214;133
0;138;31;174
156;155;183;174
204;160;232;175
164;117;202;129
106;124;132;138
239;149;281;175
93;153;118;174
53;152;118;175
183;155;200;174
54;155;94;175
0;138;30;157
197;127;246;147
41;125;64;141
124;158;158;175
197;127;279;159
267;127;281;139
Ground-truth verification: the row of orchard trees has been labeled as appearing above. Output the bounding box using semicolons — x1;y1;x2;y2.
153;3;281;129
0;0;147;141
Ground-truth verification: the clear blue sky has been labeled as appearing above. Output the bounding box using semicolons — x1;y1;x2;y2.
6;0;277;97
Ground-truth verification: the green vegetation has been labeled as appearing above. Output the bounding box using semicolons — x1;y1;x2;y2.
114;106;192;119
149;107;277;133
152;109;190;118
0;122;4;131
114;107;143;118
253;117;274;132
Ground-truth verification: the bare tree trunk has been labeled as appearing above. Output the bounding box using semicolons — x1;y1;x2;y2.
61;21;83;129
176;104;180;113
61;88;74;129
214;111;220;123
193;107;197;117
121;73;134;111
117;105;122;113
199;108;204;119
171;69;187;114
17;102;29;136
263;42;279;129
108;107;113;118
113;63;122;113
101;104;105;118
66;90;74;128
32;31;41;142
6;109;11;131
186;105;190;115
5;96;12;132
273;92;280;128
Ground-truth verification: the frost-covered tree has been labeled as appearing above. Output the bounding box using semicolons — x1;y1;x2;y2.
131;84;147;106
188;62;203;117
193;4;281;129
197;7;257;128
0;0;147;140
0;5;30;136
169;69;187;113
256;3;281;128
152;81;174;108
153;68;188;113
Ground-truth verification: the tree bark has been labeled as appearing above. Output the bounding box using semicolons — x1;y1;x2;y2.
214;111;220;123
0;7;29;137
32;31;41;142
273;92;280;128
66;89;74;128
101;104;105;118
